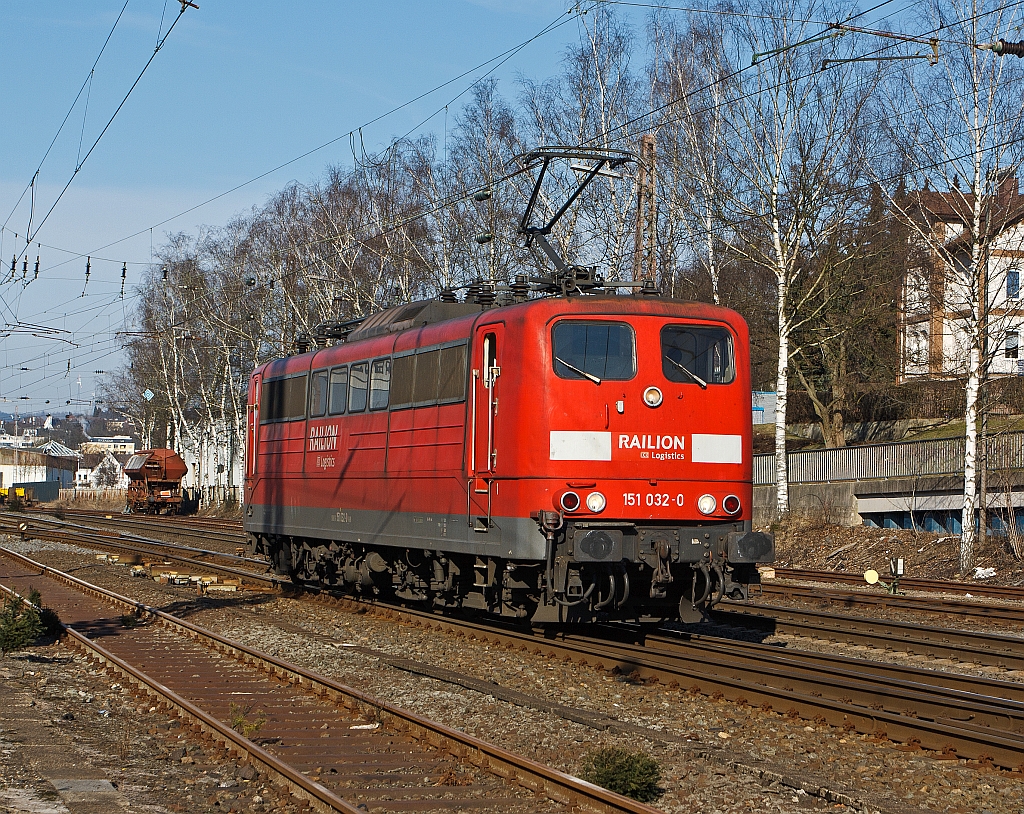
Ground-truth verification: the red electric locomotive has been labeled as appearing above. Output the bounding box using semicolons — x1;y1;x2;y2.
243;147;774;622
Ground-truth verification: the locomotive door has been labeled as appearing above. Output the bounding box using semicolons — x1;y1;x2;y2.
247;375;260;479
469;325;502;526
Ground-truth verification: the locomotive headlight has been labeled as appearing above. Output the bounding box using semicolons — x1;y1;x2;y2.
643;386;663;407
697;493;717;515
586;491;606;513
722;494;741;515
560;491;581;512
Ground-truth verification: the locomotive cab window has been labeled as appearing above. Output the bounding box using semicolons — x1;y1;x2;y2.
349;363;369;412
259;373;308;423
369;358;391;411
309;370;328;418
328;366;348;415
661;325;735;386
552;321;635;381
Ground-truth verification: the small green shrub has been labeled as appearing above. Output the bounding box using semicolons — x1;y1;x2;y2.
119;614;137;629
580;746;662;803
38;608;63;638
28;589;63;639
0;593;43;656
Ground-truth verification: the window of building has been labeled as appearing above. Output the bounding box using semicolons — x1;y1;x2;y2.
908;328;928;366
1009;268;1021;300
369;358;391;410
661;325;735;385
348;363;368;413
328;367;348;415
1007;330;1020;359
309;370;328;418
259;374;307;423
552;321;635;381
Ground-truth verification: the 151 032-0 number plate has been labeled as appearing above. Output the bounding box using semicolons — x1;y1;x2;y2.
623;492;684;507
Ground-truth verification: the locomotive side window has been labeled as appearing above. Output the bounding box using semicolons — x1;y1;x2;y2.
328;366;348;415
390;354;415;408
309;370;329;418
349;363;369;412
369;358;391;410
390;343;468;410
437;344;467;402
661;325;735;385
412;349;441;404
552;322;635;381
259;374;308;423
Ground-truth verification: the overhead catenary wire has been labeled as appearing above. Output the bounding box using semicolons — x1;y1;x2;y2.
7;0;1024;402
0;0;592;368
0;0;999;305
0;0;133;239
1;0;934;285
54;4;592;269
8;2;194;268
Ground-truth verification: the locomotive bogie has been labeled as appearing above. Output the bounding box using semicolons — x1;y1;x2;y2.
244;295;774;623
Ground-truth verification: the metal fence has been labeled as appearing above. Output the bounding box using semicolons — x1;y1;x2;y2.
754;432;1024;486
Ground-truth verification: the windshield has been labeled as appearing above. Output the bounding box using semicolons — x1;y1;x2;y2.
552;321;635;382
661;325;734;385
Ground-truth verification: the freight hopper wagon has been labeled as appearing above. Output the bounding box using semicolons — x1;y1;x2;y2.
124;449;188;515
243;295;774;623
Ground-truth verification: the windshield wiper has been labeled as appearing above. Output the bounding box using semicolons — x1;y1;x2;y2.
554;356;601;384
664;355;707;389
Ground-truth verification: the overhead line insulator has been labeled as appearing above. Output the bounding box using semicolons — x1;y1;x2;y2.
982;39;1024;57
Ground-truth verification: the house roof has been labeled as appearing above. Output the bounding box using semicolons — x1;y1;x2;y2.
35;440;79;459
913;174;1024;242
78;452;104;469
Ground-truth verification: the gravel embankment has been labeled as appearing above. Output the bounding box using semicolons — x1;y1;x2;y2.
4;536;1024;814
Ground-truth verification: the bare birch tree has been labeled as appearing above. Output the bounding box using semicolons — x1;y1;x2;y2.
717;0;880;514
882;0;1024;571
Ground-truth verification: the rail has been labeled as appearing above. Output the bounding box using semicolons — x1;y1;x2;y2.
754;432;1024;485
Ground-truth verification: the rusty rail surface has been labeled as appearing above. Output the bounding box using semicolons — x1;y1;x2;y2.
0;546;661;814
19;509;246;551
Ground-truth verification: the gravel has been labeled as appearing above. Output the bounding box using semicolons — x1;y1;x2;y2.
6;535;1024;813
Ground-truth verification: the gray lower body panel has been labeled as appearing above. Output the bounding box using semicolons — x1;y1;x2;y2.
245;502;549;560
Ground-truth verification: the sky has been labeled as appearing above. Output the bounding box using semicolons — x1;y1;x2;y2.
0;1;653;414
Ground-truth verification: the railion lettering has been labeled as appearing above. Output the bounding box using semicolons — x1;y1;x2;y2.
618;434;685;451
308;424;339;452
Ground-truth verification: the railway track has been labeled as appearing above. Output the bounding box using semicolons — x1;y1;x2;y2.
344;603;1024;770
10;514;1024;769
0;512;277;589
754;581;1024;624
0;546;658;814
774;567;1024;601
45;509;246;550
714;600;1024;670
